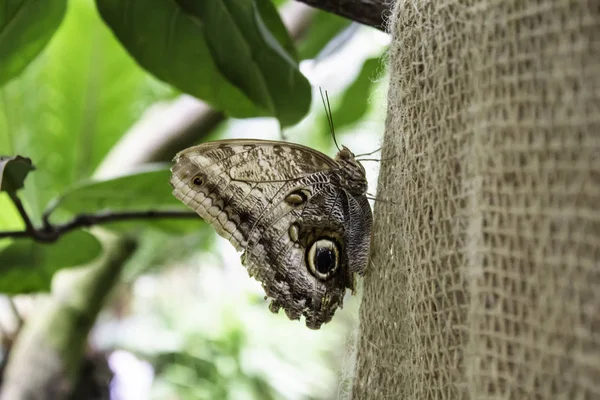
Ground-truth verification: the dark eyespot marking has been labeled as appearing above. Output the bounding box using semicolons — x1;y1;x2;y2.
238;211;252;225
315;247;336;274
306;239;340;280
192;174;204;186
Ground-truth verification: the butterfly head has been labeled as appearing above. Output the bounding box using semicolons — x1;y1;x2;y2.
334;146;368;195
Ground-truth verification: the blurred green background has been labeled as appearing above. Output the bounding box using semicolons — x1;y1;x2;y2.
0;0;388;398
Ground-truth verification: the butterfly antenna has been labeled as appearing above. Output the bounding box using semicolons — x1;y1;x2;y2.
319;87;341;152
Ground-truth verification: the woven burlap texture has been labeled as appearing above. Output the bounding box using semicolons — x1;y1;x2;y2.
353;1;600;399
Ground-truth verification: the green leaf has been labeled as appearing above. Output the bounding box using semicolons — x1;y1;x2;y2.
0;0;174;221
297;11;352;60
255;0;297;61
322;57;382;132
0;192;23;230
177;0;311;126
0;0;67;87
45;165;203;233
0;193;23;253
0;230;102;294
97;0;311;126
0;155;34;192
95;0;261;121
122;228;215;281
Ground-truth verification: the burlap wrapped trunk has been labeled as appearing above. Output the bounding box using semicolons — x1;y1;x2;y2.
354;1;600;399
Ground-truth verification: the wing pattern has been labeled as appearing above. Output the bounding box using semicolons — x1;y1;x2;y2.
170;139;372;329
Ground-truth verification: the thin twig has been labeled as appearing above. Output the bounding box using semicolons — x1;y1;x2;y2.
54;210;199;235
294;0;392;32
6;298;22;332
7;191;35;234
0;209;200;242
0;230;31;239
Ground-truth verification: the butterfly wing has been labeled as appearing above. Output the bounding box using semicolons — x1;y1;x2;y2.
170;139;337;250
170;139;371;329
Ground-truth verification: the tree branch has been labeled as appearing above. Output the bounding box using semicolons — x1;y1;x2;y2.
294;0;392;31
7;191;35;234
0;193;199;243
0;210;199;242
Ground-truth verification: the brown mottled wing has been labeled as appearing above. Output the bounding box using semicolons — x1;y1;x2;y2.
169;139;371;329
169;139;336;251
245;182;372;329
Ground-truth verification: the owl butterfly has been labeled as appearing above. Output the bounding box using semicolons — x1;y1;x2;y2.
170;139;372;329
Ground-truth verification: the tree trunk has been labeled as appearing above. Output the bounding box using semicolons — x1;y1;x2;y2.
354;1;600;399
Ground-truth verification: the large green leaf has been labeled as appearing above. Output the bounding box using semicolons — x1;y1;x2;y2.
121;228;215;282
0;0;67;87
45;165;203;233
297;11;352;60
96;0;311;126
0;230;102;294
321;57;382;134
95;0;260;119
0;193;22;230
0;155;33;192
47;166;180;215
255;0;297;61
177;0;311;126
0;193;23;253
0;0;174;221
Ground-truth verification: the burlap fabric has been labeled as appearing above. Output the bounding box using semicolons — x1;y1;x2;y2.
353;1;600;399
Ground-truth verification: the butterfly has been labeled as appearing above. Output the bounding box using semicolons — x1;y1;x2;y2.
170;138;373;329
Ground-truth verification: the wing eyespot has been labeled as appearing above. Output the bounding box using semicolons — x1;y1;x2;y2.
306;238;340;280
192;174;205;186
